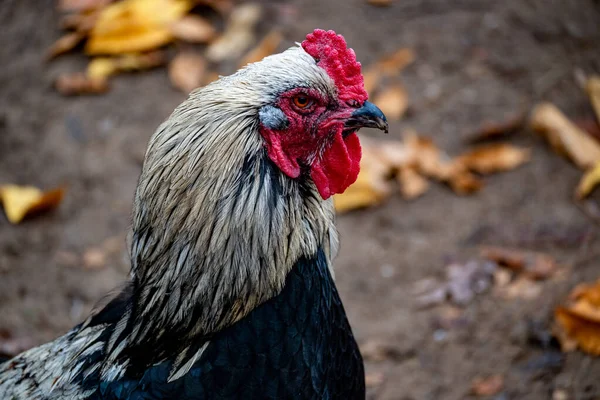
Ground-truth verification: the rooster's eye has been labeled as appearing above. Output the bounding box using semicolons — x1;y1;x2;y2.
292;95;312;109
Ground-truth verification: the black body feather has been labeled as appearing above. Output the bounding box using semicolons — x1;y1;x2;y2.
76;248;364;399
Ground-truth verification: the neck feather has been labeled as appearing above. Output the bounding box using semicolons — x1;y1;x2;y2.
116;88;338;357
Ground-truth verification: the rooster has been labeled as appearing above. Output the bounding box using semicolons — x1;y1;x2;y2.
0;29;388;399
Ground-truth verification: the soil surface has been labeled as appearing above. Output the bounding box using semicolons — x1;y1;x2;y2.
1;0;600;399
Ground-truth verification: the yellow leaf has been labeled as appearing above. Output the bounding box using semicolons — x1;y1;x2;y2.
87;57;118;79
0;185;65;224
455;144;531;174
586;76;600;124
86;0;193;55
530;103;600;170
372;84;408;121
333;163;390;213
334;140;393;213
87;51;166;80
577;162;600;199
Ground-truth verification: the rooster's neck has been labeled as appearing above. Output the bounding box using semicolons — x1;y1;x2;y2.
100;93;338;377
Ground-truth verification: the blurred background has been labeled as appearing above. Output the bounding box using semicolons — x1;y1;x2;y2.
1;0;600;398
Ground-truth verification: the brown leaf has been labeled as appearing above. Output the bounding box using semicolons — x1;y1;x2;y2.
471;375;504;396
169;15;216;43
456;144;531;174
239;30;283;67
530;103;600;170
586;76;600;124
465;112;526;142
448;171;483;195
372;84;408;121
576;161;600;199
0;185;65;224
575;119;600;142
377;48;415;76
85;0;193;55
480;246;558;280
206;3;261;62
361;48;414;94
168;52;206;93
47;32;85;60
55;72;109;95
362;67;381;95
398;167;429;200
554;279;600;355
59;11;100;33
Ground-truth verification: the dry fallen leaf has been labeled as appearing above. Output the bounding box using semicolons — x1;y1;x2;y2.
0;185;65;224
456;144;531;174
55;72;109;95
530;103;600;170
86;0;193;55
333;161;390;213
362;48;415;94
59;10;100;33
377;48;415;76
480;246;558;280
471;375;504;396
554;279;600;355
576;161;600;199
372;84;408;121
47;32;85;60
398;167;429;200
169;15;216;44
586;76;600;123
239;30;283;67
168;52;206;93
87;51;166;80
465;111;526;142
206;3;261;62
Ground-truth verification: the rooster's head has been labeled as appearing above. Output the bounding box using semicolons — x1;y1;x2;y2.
257;29;388;199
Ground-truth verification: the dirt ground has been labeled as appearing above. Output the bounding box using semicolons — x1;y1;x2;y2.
1;0;600;399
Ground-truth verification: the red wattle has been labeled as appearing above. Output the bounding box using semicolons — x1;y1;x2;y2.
310;131;361;199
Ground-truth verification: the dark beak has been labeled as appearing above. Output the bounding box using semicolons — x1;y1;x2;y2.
343;101;389;137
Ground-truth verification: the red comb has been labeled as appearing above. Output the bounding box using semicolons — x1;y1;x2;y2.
301;29;368;103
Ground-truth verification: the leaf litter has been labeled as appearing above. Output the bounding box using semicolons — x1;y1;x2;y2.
48;0;269;95
414;246;560;308
334;132;530;213
554;279;600;356
0;185;65;224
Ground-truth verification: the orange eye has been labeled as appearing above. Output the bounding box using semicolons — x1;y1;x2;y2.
293;95;312;109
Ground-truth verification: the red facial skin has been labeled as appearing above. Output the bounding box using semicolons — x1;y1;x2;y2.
260;29;368;200
259;87;362;200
